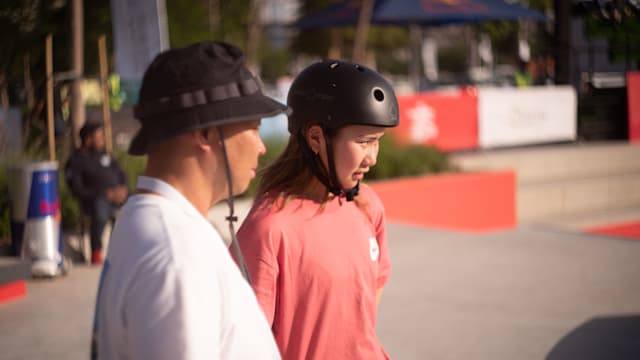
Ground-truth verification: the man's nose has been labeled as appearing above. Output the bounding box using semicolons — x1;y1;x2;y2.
257;135;266;156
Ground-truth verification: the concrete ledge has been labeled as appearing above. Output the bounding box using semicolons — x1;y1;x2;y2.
519;172;640;222
451;142;640;184
369;171;516;232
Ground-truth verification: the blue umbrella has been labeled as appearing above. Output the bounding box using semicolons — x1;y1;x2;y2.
294;0;548;29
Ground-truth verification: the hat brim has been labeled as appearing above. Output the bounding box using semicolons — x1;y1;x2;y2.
128;94;289;156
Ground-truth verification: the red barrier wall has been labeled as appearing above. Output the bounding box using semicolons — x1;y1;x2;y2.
392;88;478;152
369;171;516;232
628;72;640;143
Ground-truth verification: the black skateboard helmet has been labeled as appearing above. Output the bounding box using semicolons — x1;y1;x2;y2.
286;60;399;201
287;60;399;136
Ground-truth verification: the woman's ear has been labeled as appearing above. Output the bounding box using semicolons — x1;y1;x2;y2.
305;125;324;154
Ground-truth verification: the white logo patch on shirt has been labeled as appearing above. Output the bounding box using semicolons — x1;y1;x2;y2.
369;237;379;261
100;154;112;167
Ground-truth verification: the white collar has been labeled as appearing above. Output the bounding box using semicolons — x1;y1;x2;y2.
136;176;202;218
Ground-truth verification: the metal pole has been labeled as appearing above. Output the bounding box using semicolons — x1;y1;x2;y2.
98;35;113;153
409;24;422;92
554;0;571;85
46;35;56;161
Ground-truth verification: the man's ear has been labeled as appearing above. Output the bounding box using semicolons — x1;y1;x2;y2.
194;127;218;151
305;125;324;155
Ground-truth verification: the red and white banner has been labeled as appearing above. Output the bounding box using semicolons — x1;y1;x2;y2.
627;72;640;143
392;88;478;152
477;86;577;148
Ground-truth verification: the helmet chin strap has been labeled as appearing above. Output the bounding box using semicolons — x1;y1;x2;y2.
216;127;252;285
297;132;360;202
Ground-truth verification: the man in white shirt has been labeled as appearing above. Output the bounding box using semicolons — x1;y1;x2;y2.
92;41;289;359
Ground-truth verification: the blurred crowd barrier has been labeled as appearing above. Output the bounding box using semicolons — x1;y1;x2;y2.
390;85;579;152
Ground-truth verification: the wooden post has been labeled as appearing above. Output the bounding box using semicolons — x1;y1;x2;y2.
70;0;85;148
98;35;113;153
45;34;56;161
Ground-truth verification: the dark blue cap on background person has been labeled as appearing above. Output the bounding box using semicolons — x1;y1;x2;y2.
129;41;289;156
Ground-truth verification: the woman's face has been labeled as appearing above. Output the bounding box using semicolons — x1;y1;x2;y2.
327;125;385;189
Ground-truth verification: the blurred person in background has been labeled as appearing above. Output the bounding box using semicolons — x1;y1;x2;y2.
237;60;399;359
65;121;128;265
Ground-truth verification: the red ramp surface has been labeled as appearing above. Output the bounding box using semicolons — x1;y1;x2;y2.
0;280;27;303
369;171;516;232
587;221;640;240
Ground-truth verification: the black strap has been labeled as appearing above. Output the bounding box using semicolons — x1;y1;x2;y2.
297;132;359;201
217;127;252;285
134;78;260;119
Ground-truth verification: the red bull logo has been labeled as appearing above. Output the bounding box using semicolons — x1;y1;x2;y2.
27;169;60;218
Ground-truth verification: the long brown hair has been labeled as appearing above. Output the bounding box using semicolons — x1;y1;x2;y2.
257;134;321;199
257;129;370;217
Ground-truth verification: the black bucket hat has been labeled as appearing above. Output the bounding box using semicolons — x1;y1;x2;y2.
129;41;289;155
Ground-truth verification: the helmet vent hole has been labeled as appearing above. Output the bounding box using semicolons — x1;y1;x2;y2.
330;62;339;69
373;88;384;102
355;65;365;72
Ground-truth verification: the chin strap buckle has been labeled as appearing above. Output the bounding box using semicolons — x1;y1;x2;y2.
335;181;360;202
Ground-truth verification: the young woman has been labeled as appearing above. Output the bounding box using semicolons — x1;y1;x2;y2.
237;60;399;359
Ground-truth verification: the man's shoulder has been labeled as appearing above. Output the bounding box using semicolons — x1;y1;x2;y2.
110;196;184;261
115;195;218;247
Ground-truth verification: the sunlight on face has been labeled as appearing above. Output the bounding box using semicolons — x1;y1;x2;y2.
332;125;385;189
220;119;265;195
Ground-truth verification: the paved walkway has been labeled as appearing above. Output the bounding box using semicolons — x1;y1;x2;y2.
1;223;639;359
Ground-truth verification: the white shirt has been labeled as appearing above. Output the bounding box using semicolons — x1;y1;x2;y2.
95;176;280;359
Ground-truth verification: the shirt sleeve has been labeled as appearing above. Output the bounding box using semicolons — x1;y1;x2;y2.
124;258;222;359
236;204;280;326
364;186;391;289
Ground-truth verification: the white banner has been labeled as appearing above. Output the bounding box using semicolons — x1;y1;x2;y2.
478;86;577;148
110;0;169;81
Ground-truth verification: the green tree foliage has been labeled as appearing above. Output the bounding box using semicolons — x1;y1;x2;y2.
260;45;291;82
367;136;449;180
476;0;553;64
289;0;336;57
291;0;409;74
583;12;640;68
165;0;213;48
0;0;114;87
166;0;251;49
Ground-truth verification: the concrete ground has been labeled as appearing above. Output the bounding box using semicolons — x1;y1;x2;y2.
1;222;639;360
378;224;640;359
